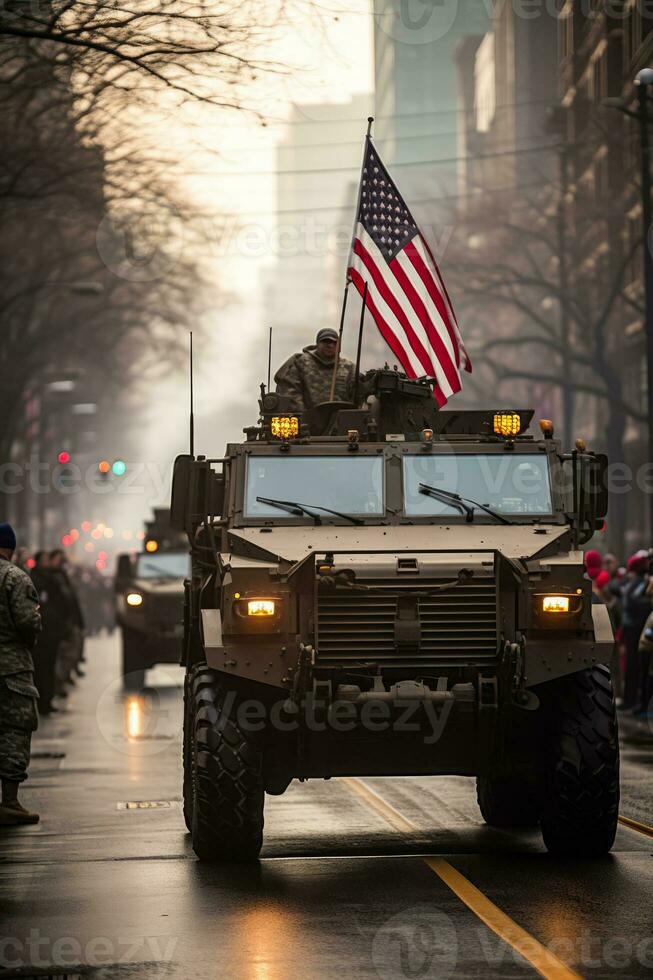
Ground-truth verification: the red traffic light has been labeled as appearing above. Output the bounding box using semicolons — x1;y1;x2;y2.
57;451;71;465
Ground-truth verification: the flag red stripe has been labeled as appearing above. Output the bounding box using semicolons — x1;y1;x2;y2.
348;266;448;406
353;239;435;379
348;267;416;379
421;237;459;327
389;253;461;394
404;240;461;370
418;238;472;374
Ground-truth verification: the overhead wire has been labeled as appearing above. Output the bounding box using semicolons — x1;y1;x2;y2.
162;140;558;179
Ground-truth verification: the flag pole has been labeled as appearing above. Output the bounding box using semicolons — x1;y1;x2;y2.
329;115;374;403
329;281;349;401
189;331;194;457
352;281;368;406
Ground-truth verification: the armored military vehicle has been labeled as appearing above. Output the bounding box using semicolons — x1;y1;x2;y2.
115;508;189;688
171;369;617;861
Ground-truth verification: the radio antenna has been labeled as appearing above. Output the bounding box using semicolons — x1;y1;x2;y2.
267;326;273;393
189;331;195;457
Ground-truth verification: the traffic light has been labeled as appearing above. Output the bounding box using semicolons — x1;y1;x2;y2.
112;460;127;477
57;451;71;465
98;460;111;475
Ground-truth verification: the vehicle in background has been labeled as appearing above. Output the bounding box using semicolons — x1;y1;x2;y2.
115;508;189;688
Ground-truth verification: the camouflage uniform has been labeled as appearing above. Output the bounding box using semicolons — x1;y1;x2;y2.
275;345;357;412
0;559;41;783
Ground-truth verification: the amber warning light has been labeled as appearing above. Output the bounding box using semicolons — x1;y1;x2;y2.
270;416;299;440
493;413;521;437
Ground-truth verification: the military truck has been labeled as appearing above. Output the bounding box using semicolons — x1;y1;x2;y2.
170;369;616;861
115;508;189;689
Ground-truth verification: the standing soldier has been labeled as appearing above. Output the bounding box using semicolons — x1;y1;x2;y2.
31;551;61;715
0;523;41;825
49;549;85;693
275;328;358;411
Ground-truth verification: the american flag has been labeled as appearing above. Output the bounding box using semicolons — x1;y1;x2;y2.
347;139;471;406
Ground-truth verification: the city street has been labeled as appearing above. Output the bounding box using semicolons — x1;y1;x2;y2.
1;633;652;979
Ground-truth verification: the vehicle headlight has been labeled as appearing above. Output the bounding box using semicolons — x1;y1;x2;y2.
126;592;144;607
532;592;583;626
247;599;275;617
542;595;570;614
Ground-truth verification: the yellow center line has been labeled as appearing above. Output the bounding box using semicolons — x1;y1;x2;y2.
343;777;581;980
618;814;653;839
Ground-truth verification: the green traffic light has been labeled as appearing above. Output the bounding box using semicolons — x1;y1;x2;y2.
112;460;127;477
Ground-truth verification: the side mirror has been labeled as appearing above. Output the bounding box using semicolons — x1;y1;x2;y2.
115;553;134;593
210;472;225;517
170;455;225;534
170;454;193;532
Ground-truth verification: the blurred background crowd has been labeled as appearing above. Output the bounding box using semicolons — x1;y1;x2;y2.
587;549;653;719
12;552;115;715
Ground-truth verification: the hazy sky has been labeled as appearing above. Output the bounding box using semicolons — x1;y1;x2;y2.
131;1;374;521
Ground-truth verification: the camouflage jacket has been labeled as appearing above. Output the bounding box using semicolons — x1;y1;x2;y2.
275;346;357;412
0;558;41;676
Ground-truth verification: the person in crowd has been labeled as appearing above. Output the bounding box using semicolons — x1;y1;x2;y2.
637;607;653;717
621;552;651;711
0;523;41;825
584;549;603;581
30;552;62;715
48;550;85;694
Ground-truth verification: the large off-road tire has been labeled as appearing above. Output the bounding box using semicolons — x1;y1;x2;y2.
476;775;539;828
190;664;265;862
182;671;194;833
537;665;619;857
122;628;145;690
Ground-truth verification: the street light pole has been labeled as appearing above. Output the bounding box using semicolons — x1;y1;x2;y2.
636;72;653;540
557;141;573;450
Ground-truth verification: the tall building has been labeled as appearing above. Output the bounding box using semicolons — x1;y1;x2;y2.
263;95;373;372
454;10;558;204
373;0;489;192
558;5;653;549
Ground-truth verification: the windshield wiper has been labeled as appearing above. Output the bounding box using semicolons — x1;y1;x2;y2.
418;484;512;525
256;496;364;526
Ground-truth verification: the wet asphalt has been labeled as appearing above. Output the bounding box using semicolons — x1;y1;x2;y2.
1;633;652;980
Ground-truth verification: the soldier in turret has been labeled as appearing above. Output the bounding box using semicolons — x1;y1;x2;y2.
0;523;41;825
275;328;358;412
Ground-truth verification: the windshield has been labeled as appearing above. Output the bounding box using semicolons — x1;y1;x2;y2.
403;454;553;517
245;456;384;519
136;551;190;578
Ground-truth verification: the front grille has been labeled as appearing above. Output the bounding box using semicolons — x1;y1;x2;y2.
145;593;183;631
316;575;498;667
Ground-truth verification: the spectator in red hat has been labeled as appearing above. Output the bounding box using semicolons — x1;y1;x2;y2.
584;550;603;581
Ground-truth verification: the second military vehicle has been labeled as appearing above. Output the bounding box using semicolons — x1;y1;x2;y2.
170;369;616;861
115;508;189;689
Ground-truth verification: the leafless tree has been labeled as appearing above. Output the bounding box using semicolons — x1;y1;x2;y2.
445;122;645;552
